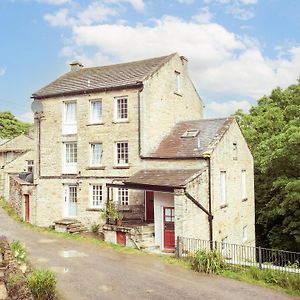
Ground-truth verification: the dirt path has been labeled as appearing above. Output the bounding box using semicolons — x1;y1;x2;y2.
0;207;297;300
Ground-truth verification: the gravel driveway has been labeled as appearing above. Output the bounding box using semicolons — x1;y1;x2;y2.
0;207;297;300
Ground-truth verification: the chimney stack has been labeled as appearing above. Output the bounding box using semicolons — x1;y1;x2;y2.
70;61;84;72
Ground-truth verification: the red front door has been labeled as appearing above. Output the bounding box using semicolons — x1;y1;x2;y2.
24;194;30;222
145;191;154;222
163;207;175;250
116;231;126;246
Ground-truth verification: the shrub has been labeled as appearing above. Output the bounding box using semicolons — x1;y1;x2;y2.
10;241;27;264
27;269;57;300
91;223;100;234
191;249;226;274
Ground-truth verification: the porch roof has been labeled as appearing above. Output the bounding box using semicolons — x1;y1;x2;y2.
118;169;205;192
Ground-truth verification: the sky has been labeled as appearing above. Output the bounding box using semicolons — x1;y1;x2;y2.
0;0;300;122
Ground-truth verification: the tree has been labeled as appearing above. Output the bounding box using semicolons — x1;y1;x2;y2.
0;111;32;139
236;80;300;251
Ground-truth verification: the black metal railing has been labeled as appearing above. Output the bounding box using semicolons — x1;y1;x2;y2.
176;237;300;274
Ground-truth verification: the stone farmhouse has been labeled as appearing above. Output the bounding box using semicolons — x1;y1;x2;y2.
18;53;255;251
0;134;34;200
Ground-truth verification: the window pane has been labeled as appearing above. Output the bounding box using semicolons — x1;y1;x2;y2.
91;185;102;207
91;100;102;123
65;102;77;123
116;98;128;120
69;186;77;203
118;188;129;205
91;143;102;165
116;142;128;165
65;143;77;163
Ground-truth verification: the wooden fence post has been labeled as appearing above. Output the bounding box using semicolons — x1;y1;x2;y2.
258;246;262;269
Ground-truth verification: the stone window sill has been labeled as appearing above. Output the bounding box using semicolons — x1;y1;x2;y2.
86;166;106;170
113;165;130;169
86;122;104;126
174;92;183;97
112;120;129;124
220;204;228;209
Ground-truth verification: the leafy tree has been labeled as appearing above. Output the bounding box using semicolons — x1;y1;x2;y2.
0;111;32;139
236;80;300;251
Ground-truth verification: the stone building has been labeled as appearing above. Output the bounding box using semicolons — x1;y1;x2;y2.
28;53;255;251
0;134;34;200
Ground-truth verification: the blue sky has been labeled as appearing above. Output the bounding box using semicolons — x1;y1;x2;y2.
1;0;300;122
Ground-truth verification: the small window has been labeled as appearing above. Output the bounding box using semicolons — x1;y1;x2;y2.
115;142;128;166
115;97;128;121
181;129;199;138
242;225;247;242
63;142;77;174
118;188;129;205
90;185;103;208
175;71;181;93
90;100;102;124
90;143;103;166
65;143;77;164
63;101;77;134
241;170;247;200
27;160;34;173
233;143;237;160
220;171;227;206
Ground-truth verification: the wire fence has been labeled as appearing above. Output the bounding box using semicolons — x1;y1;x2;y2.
176;237;300;274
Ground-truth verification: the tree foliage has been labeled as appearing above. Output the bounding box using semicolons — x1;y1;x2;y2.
0;112;32;139
236;80;300;251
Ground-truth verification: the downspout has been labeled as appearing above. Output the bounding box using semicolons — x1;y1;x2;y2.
205;156;213;248
137;83;144;156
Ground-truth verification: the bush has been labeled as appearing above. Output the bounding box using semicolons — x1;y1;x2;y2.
191;249;226;274
91;223;100;234
247;268;300;291
27;269;57;300
10;241;27;264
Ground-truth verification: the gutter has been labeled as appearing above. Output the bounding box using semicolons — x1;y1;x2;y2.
204;156;213;247
137;83;144;156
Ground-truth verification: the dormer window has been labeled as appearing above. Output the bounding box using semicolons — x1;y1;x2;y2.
181;129;199;138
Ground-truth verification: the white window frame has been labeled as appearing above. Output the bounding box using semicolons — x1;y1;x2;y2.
117;188;129;206
63;142;77;174
175;71;181;94
115;141;129;166
89;184;103;209
90;99;103;124
241;169;247;201
220;171;227;206
114;97;128;122
62;101;77;134
90;143;103;166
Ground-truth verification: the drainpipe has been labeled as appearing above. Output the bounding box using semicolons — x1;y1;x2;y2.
137;83;144;157
205;157;213;249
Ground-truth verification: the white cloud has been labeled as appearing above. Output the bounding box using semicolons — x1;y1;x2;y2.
0;67;6;76
205;100;252;118
18;112;34;123
37;0;71;5
67;15;300;108
104;0;145;11
44;8;74;27
227;5;255;20
192;7;214;24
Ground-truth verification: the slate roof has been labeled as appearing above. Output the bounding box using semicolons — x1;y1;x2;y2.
124;169;204;188
150;117;235;158
32;54;176;99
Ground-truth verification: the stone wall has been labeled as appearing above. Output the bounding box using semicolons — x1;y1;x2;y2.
211;119;255;246
9;176;36;223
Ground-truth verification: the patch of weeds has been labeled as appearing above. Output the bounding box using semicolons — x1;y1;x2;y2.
161;256;192;269
27;269;57;300
10;241;27;264
91;223;100;234
7;272;24;291
0;198;22;222
191;249;226;274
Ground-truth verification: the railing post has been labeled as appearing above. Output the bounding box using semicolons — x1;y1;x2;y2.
176;236;183;258
258;246;262;270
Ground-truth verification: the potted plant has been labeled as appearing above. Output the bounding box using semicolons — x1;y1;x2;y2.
105;201;123;225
